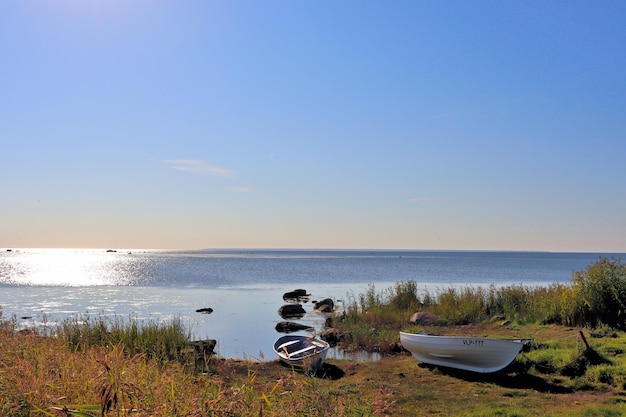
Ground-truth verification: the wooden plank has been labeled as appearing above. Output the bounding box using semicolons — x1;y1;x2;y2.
288;345;317;357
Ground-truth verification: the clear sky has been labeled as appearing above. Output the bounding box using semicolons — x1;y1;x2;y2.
1;1;625;252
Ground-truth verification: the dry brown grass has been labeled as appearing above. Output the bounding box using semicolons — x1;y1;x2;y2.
3;320;626;416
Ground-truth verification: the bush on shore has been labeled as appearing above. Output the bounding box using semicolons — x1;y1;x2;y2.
571;257;626;330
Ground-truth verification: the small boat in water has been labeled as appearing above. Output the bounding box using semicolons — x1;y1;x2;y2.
400;331;530;373
273;334;330;371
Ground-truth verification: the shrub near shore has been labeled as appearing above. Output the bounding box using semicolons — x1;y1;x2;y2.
2;257;626;416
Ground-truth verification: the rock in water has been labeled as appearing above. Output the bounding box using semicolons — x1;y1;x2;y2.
275;321;314;333
282;289;310;302
314;298;334;313
278;304;306;319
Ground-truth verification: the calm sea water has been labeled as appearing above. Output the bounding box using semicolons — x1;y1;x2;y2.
0;249;622;359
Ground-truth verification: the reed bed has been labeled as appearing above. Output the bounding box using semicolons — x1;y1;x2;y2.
56;314;192;364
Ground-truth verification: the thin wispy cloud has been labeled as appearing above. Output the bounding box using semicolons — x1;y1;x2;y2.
232;187;252;193
161;160;234;177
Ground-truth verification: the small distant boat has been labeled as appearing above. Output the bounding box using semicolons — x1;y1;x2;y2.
400;331;530;373
273;335;330;371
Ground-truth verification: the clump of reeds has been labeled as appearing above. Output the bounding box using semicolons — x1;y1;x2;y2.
56;314;192;364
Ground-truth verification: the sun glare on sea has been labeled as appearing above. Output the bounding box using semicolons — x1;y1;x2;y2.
2;249;138;286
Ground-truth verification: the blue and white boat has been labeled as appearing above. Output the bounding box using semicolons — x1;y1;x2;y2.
273;335;330;371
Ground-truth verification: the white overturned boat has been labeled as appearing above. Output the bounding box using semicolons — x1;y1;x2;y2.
273;335;330;371
400;332;530;373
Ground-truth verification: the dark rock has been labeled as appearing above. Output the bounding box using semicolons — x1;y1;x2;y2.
409;312;438;325
283;289;310;303
316;304;332;313
278;304;306;319
319;328;352;346
314;298;334;313
195;307;214;314
388;341;406;354
275;321;314;333
190;339;217;356
186;339;217;372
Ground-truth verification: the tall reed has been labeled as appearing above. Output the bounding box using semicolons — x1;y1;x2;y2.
56;314;192;364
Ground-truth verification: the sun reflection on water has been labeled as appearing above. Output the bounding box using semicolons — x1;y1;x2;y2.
1;249;142;286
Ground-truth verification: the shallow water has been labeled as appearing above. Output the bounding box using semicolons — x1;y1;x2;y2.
1;283;385;360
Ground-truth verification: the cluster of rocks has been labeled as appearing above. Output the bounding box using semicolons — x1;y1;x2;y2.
275;289;336;334
275;289;358;350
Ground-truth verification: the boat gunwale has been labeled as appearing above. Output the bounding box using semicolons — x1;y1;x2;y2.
273;335;330;370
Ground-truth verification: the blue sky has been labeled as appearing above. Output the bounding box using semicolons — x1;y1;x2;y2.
1;1;625;252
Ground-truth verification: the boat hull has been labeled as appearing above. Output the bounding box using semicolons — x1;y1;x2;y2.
400;332;529;373
273;335;330;371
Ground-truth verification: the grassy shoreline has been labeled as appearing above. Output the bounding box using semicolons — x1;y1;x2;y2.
3;258;626;416
2;322;626;416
